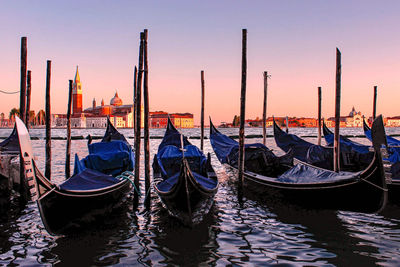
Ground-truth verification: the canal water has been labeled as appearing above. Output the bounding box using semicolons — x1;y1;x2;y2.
0;127;399;266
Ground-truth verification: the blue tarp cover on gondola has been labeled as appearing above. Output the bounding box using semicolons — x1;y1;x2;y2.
156;171;218;192
274;127;314;162
365;127;400;164
210;130;270;164
277;163;359;184
324;132;370;154
158;127;191;153
157;145;206;177
60;168;120;191
74;140;134;176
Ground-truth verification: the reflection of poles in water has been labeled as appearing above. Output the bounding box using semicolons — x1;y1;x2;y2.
48;203;137;266
243;189;380;266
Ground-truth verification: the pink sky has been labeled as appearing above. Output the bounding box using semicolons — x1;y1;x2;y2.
1;1;400;125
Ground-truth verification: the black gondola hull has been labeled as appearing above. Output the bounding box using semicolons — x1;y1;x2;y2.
37;181;132;235
154;163;218;226
224;159;386;213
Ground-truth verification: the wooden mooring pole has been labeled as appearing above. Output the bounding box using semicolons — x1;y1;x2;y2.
200;70;205;151
134;32;144;205
26;70;32;129
262;71;268;146
45;60;52;179
19;37;27;124
238;29;247;199
334;48;341;172
19;37;27;202
143;29;151;209
285;116;289;133
65;80;73;179
373;85;377;121
317;86;322;146
133;66;138;136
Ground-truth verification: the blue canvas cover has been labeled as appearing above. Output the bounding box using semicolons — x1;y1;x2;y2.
157;145;206;177
60;168;120;191
306;145;334;170
73;154;86;175
156;171;218;192
277;162;359;184
158;123;191;153
364;126;400;164
209;128;239;164
274;124;314;162
73;140;134;177
324;132;370;154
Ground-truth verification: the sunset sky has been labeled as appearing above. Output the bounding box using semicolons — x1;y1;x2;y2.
1;1;400;125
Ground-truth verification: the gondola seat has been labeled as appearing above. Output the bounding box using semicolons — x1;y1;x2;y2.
59;168;120;191
156;171;217;192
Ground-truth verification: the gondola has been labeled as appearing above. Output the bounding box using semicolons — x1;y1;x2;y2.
210;116;388;213
274;119;373;171
0;124;20;154
16;117;134;235
152;118;218;225
0;124;21;209
364;119;400;202
363;119;400;177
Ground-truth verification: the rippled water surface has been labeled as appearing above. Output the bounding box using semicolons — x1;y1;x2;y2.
1;127;400;266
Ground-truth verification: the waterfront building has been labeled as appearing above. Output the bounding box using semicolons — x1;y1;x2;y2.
150;111;194;128
386;116;400;127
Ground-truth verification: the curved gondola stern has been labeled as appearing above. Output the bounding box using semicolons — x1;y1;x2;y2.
363;117;371;133
322;120;333;137
102;117;128;143
0;123;20;153
370;115;388;212
209;117;220;135
273;117;285;137
15;117;53;201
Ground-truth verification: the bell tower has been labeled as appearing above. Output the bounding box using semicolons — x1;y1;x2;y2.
73;66;83;114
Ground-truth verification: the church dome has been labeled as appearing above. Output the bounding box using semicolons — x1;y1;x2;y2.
110;92;123;106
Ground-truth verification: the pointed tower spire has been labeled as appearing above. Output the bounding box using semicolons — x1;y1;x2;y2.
72;65;83;114
75;66;80;83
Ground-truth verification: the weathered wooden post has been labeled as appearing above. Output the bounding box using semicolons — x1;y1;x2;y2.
134;32;144;205
19;37;27;124
26;70;32;129
373;85;377;121
200;70;205;151
19;37;27;202
45;60;52;179
133;66;137;133
285;116;289;133
262;71;268;146
143;29;151;208
334;48;341;172
65;80;73;179
317;86;322;146
238;29;247;198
